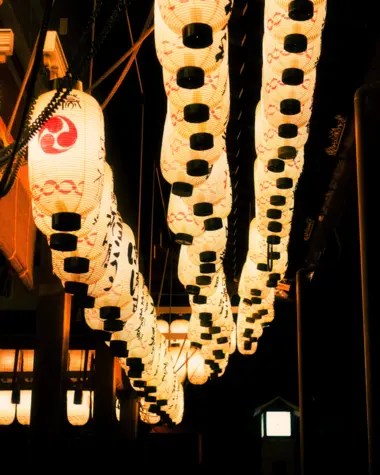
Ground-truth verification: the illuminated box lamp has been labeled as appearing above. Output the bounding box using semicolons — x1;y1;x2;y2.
0;29;14;63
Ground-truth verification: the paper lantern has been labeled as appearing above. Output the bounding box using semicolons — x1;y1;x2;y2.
94;223;139;322
161;131;209;188
265;1;327;42
254;160;295;201
166;115;226;174
50;163;114;298
158;0;233;37
167;192;205;245
16;390;32;425
191;218;228;255
169;346;187;384
275;0;326;21
237;335;258;355
178;245;216;293
170;318;190;335
157;319;170;334
28;82;105;243
169;77;230;139
262;62;316;109
155;2;228;75
255;102;309;153
239;257;276;299
263;30;321;75
163;58;229;110
187;350;208;385
187;244;224;266
183;152;231;225
0;391;15;425
262;90;313;128
67;390;92;426
140;400;161;425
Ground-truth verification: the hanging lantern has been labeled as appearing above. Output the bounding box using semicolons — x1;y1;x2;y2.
169;345;187;384
187;350;208;385
161;130;210;189
157;319;169;335
169;77;230;139
178;245;216;294
165;113;226;176
262;62;317;112
239;257;276;298
262;90;313;128
155;2;228;75
0;391;15;425
50;163;115;303
265;1;326;42
170;318;190;345
163;57;229;110
167;192;205;245
93;223;139;324
66;390;92;426
275;0;326;22
187;244;224;266
28;80;105;250
140;399;161;425
255;101;309;154
16;390;32;425
254;159;295;203
263;30;321;75
158;0;233;38
191;218;228;256
183;152;231;232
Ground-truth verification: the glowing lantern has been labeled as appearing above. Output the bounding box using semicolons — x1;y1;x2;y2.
275;0;326;21
84;307;106;331
255;102;309;153
169;77;230;139
158;0;233;37
183;152;231;230
263;30;321;75
191;218;228;256
157;319;169;335
262;62;317;110
155;2;228;75
262;91;313;128
165;114;226;175
188;350;208;385
178;245;216;294
170;318;190;336
254;160;295;202
50;163;115;301
163;60;228;110
140;399;161;425
169;346;187;384
239;257;275;299
187;244;224;266
167;192;205;245
66;390;92;426
16;390;32;425
265;1;327;42
0;391;15;425
94;223;139;321
28;81;105;250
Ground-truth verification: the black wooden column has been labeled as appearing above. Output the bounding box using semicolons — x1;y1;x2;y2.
30;236;71;451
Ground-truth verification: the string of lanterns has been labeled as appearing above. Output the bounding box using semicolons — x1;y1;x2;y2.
28;80;184;426
237;0;327;354
154;0;236;381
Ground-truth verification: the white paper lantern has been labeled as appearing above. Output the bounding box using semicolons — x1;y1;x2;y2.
167;192;205;244
265;1;327;42
254;159;295;201
28;84;105;236
229;321;237;354
191;218;227;255
169;77;230;139
157;319;170;334
262;62;317;108
163;58;228;110
178;245;216;293
67;390;92;426
263;30;321;75
187;350;208;385
187;244;224;266
262;90;313;128
155;1;229;75
140;399;161;425
158;0;233;35
169;346;187;384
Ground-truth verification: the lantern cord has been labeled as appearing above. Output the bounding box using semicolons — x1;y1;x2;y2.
88;0;97;93
155;167;172;240
101;6;153;109
148;161;155;293
0;0;55;198
137;103;145;251
125;6;143;95
86;25;154;94
173;337;188;369
175;349;197;377
157;247;169;308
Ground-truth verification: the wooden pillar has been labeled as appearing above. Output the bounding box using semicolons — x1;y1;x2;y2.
93;337;116;439
30;236;71;452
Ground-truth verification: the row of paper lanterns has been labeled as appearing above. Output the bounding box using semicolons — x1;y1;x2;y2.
238;0;327;353
27;83;184;425
154;0;239;376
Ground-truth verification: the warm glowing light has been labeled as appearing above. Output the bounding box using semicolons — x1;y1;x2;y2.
67;390;92;426
16;390;31;425
265;411;292;437
188;351;208;385
0;391;15;425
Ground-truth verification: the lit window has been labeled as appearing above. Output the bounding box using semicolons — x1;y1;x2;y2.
265;411;291;437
